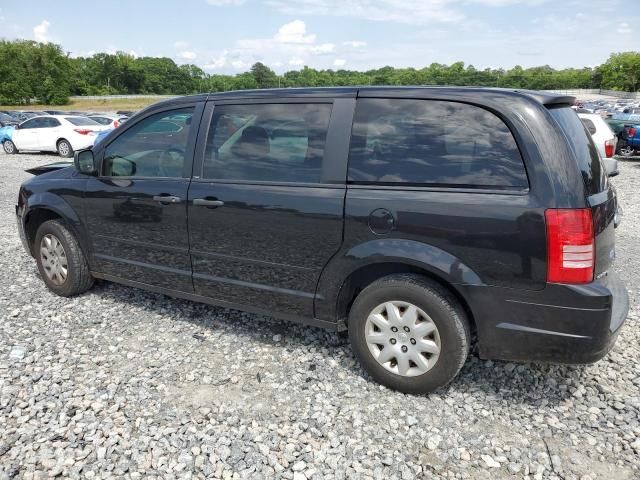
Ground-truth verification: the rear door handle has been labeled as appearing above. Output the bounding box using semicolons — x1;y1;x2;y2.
152;195;182;204
193;198;224;207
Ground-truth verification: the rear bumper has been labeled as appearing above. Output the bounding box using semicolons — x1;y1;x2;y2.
463;271;629;364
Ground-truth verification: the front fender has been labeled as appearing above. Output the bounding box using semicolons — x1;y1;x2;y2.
314;238;483;321
23;192;91;259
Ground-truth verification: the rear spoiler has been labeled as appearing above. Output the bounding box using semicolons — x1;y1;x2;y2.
25;161;72;175
515;89;576;107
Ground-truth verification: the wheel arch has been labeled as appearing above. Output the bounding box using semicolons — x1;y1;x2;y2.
315;238;483;332
23;193;91;261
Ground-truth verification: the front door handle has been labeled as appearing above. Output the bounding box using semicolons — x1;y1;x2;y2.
152;195;182;204
193;198;224;208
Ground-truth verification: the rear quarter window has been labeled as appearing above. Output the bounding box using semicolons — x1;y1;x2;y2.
549;107;607;195
348;98;528;189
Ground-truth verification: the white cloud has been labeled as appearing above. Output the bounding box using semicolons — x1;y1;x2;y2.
265;0;551;26
33;20;50;42
203;50;229;69
617;22;632;34
309;43;335;55
174;40;189;49
231;59;250;69
129;50;138;58
206;0;245;5
343;40;367;48
289;58;305;66
333;58;346;67
274;20;316;44
178;50;197;60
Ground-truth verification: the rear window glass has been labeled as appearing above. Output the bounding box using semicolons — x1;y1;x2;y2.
348;98;528;188
549;107;606;195
580;118;597;135
65;117;100;126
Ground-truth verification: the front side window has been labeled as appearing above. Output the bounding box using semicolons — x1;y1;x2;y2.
348;99;528;188
202;103;332;183
20;118;43;129
103;107;194;178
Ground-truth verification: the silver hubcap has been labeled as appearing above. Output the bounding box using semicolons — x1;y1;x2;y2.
40;234;68;285
622;146;633;157
59;142;69;155
5;141;14;153
365;301;441;377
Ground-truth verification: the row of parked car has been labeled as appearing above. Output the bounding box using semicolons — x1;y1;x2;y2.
0;110;134;158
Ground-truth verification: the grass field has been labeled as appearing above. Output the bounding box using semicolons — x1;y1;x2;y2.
0;97;167;113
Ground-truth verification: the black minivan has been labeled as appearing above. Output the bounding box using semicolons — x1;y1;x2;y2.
16;87;628;394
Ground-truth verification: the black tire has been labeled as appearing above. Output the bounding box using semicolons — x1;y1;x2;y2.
57;139;73;158
3;140;18;154
34;220;94;296
348;274;470;394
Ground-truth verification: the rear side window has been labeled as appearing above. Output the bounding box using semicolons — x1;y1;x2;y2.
348;99;528;188
202;103;332;183
549;107;606;195
65;117;100;126
580;118;597;135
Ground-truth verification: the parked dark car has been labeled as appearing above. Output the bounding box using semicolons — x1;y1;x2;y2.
15;87;628;394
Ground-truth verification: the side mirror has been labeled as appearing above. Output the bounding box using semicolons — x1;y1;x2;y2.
74;149;97;175
602;157;619;178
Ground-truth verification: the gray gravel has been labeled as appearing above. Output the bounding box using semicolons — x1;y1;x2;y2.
0;151;639;480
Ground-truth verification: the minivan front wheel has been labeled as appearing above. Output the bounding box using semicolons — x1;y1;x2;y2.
34;220;94;296
348;274;470;394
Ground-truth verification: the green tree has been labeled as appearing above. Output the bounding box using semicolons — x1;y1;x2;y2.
250;62;278;88
599;52;640;92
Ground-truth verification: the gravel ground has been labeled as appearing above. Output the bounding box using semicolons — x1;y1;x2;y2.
0;151;638;480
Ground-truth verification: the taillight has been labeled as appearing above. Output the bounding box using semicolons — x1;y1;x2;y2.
545;208;594;284
628;127;637;137
113;120;119;128
74;128;92;135
604;139;614;157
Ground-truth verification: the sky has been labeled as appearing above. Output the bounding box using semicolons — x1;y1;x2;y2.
0;0;638;74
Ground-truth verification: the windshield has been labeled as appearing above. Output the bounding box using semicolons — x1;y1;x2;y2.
549;107;607;195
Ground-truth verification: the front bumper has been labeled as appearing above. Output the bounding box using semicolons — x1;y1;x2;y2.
16;205;30;255
463;271;629;364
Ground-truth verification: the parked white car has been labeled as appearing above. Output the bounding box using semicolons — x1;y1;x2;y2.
578;112;617;159
2;115;109;157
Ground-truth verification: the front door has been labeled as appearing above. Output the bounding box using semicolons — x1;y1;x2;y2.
13;117;44;150
188;100;349;318
83;104;203;292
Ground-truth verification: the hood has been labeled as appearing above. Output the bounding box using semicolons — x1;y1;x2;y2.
25;161;73;176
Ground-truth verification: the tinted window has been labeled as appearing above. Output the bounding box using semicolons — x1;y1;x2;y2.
20;118;45;129
66;117;100;126
90;117;112;125
0;113;14;121
549;107;606;195
103;107;194;178
202;103;332;183
348;99;528;188
581;118;597;135
41;118;60;128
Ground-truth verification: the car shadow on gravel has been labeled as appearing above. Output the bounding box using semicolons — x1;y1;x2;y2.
90;280;593;403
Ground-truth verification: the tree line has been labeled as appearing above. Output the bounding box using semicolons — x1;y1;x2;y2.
1;39;639;105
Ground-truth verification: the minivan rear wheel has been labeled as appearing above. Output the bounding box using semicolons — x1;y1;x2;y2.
348;274;470;394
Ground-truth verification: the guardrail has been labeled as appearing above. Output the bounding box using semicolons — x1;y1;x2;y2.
69;95;179;100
